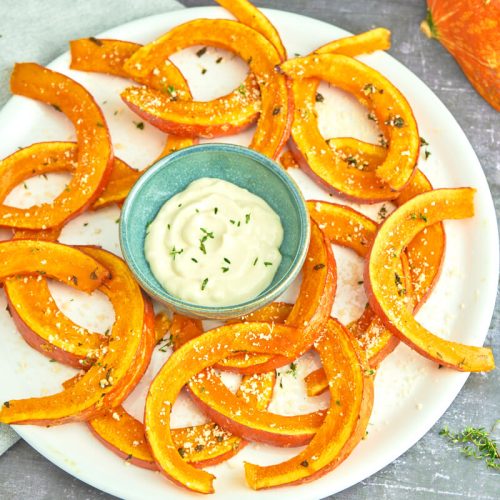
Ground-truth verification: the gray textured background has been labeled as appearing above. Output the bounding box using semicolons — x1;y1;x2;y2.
0;1;498;499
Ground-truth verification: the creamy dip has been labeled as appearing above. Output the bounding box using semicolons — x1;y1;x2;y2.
144;177;284;307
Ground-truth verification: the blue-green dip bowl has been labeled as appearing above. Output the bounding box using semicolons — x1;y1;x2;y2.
120;143;310;320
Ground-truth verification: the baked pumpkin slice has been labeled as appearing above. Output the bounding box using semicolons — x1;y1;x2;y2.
366;187;494;371
0;64;114;229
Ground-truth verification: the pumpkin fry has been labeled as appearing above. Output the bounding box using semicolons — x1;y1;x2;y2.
123;19;291;159
282;54;419;193
215;0;287;61
366;188;494;371
1;64;114;229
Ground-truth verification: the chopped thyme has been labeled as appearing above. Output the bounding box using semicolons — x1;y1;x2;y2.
287;362;298;377
201;68;207;75
272;106;281;115
315;92;324;102
71;275;78;286
216;56;223;64
362;83;377;95
191;258;198;263
378;204;388;220
169;246;184;260
264;261;272;266
96;122;104;128
314;263;325;271
177;447;186;458
196;46;207;57
90;269;99;280
424;150;432;160
300;460;309;467
245;213;251;224
3;401;10;408
167;85;177;100
222;267;229;273
201;278;208;291
237;84;246;96
253;257;258;266
133;121;144;130
200;228;214;239
214;207;218;214
51;104;62;112
394;272;406;296
420;136;429;146
23;182;28;189
367;112;377;121
199;241;207;254
223;257;231;264
88;36;103;46
346;156;357;166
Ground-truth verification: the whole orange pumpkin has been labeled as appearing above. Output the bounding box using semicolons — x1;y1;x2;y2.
421;0;500;111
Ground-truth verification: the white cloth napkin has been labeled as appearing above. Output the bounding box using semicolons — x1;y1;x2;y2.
0;0;184;456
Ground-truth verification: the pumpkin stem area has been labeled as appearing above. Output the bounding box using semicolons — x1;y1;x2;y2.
420;10;438;39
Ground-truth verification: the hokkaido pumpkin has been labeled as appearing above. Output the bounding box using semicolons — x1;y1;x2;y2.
421;0;500;111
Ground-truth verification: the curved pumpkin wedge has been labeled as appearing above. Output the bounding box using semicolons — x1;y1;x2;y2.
88;370;275;470
244;318;374;489
145;321;320;494
0;246;155;425
0;142;139;219
366;188;494;372
288;78;398;203
316;27;391;55
0;240;109;291
121;75;261;139
216;221;336;373
123;19;291;159
70;37;191;97
1;64;113;229
282;54;419;194
215;0;287;61
188;367;325;448
5;277;104;368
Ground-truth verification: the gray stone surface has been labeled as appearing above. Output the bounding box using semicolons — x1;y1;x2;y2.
0;1;498;499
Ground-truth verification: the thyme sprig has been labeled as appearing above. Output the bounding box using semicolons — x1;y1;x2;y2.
440;425;500;470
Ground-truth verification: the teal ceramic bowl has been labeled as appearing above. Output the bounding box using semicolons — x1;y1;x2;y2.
120;143;310;320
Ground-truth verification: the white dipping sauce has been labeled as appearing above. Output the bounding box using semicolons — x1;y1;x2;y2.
145;178;284;307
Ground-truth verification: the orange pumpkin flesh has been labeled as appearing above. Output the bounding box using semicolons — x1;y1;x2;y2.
5;277;103;368
366;188;494;371
282;54;419;193
216;0;287;61
0;141;139;221
316;27;391;55
0;246;153;424
244;318;373;489
421;0;500;111
2;64;113;229
123;19;291;159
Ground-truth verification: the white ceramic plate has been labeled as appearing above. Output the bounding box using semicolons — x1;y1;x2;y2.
0;7;497;500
